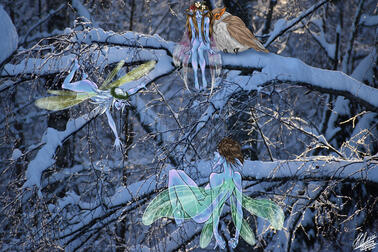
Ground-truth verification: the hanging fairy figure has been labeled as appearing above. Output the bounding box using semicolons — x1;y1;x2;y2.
173;1;221;93
35;59;156;150
143;137;284;249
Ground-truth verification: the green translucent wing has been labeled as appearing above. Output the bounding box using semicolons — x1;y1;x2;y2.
169;185;210;219
47;90;79;96
240;218;256;246
142;189;191;226
242;195;284;230
100;60;125;89
200;218;213;248
35;93;93;111
143;184;218;226
230;198;256;246
200;219;255;248
101;60;156;90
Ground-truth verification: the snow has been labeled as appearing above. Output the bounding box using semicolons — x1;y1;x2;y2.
0;5;18;64
264;0;328;47
72;0;92;23
73;27;175;53
23;111;99;195
11;148;22;160
222;51;378;110
309;19;336;59
352;49;376;83
2;54;75;76
359;14;378;26
265;18;287;46
2;28;376;112
242;158;378;183
54;157;377;245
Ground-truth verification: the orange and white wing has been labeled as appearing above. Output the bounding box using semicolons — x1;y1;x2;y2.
223;15;268;53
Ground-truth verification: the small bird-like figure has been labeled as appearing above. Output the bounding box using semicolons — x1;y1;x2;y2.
211;8;268;53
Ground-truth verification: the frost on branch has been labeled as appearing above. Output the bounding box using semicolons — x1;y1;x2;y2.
1;1;377;251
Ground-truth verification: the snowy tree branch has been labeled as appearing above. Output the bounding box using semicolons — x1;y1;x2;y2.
264;0;330;48
49;157;377;248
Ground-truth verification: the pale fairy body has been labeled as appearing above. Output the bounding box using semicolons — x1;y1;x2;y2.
35;59;156;150
173;3;221;94
169;152;242;248
143;139;284;249
187;9;215;90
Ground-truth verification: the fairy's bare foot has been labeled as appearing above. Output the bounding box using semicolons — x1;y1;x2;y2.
228;237;238;248
214;237;225;249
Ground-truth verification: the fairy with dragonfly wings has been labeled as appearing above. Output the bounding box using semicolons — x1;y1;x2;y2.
35;59;156;150
143;137;284;249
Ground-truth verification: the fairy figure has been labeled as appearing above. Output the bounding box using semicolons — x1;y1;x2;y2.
143;137;284;249
173;1;221;93
35;59;156;150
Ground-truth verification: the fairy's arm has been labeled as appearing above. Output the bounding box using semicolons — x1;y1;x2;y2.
204;16;215;54
63;59;79;86
188;17;197;44
204;16;211;45
205;153;223;190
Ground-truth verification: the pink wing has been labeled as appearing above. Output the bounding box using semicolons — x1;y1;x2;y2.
173;31;191;91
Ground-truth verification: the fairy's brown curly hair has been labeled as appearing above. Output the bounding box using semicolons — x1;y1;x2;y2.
217;137;244;165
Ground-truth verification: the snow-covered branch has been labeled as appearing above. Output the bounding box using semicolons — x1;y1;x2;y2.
222;51;378;112
3;28;376;112
23;109;99;194
306;18;336;60
22;3;66;45
342;0;366;74
359;14;378;27
264;0;329;47
50;156;377;248
0;5;18;65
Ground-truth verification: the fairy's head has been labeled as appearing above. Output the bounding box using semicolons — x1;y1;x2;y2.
186;2;213;41
217;137;244;166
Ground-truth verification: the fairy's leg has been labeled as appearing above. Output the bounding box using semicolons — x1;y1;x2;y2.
63;59;79;86
191;49;199;90
169;169;198;187
198;45;207;90
168;169;199;226
209;172;228;249
229;172;243;248
105;108;122;150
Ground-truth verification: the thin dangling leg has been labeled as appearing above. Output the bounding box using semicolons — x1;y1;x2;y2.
199;46;207;90
191;47;200;90
168;169;199;226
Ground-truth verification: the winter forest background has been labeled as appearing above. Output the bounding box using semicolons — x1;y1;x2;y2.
0;0;377;251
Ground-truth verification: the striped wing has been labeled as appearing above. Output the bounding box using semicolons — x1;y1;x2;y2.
242;195;284;230
35;92;94;111
100;60;126;90
101;60;157;90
